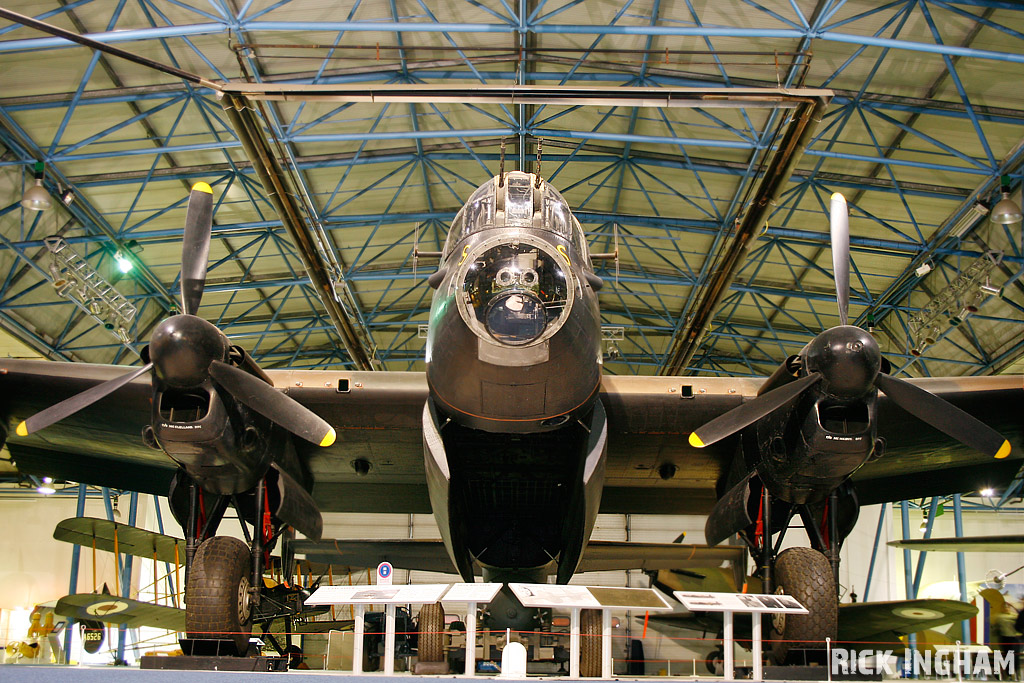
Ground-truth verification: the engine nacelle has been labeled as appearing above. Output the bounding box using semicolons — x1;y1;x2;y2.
754;391;878;504
151;381;275;496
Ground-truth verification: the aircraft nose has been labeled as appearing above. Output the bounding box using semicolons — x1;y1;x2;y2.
459;240;573;347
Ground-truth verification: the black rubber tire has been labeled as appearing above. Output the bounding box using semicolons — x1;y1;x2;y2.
707;648;724;675
580;608;602;677
769;547;837;665
418;602;446;663
185;536;254;653
627;638;645;675
363;634;381;671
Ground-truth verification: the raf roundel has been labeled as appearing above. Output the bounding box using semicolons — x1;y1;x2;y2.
377;561;393;586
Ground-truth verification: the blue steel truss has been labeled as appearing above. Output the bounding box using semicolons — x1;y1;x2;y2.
0;0;1021;379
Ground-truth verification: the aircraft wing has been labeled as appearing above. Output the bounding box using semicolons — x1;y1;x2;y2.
0;360;430;513
837;599;978;644
292;538;746;574
55;594;185;631
888;535;1024;552
598;374;1023;514
54;517;186;564
3;360;1020;516
644;599;977;646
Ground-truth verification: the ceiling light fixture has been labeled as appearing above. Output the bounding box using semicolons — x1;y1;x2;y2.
21;161;52;211
950;201;990;238
991;176;1022;225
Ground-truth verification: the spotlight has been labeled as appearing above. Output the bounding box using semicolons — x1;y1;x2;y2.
923;325;941;345
919;519;928;532
114;252;133;274
606;342;620;361
60;188;75;206
21;162;52;211
36;476;55;495
915;262;933;277
48;263;68;289
979;278;1002;296
55;278;75;297
980;488;995;497
964;290;984;313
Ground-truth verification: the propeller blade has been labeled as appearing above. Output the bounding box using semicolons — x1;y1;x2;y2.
689;372;822;448
209;360;336;447
16;363;153;436
874;373;1010;459
830;192;850;326
180;182;214;316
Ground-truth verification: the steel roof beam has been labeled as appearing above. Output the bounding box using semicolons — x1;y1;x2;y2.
220;92;373;370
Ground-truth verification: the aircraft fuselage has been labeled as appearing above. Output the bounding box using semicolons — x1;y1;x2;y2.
421;172;606;597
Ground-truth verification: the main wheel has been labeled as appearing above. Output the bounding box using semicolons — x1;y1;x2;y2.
769;547;837;665
580;608;602;677
706;648;724;675
418;602;445;662
185;536;254;654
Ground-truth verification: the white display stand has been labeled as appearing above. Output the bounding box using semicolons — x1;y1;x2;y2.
511;583;673;679
306;582;502;675
673;590;808;681
442;582;503;675
306;583;450;675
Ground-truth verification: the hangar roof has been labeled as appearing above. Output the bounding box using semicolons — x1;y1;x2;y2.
0;0;1022;379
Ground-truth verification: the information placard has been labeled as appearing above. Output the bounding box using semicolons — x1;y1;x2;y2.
509;584;601;609
673;591;807;614
442;582;503;604
306;583;449;606
588;586;674;611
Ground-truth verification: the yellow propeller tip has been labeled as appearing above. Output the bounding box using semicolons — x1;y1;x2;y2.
995;440;1011;459
688;432;706;449
319;428;336;448
15;421;27;437
192;182;213;195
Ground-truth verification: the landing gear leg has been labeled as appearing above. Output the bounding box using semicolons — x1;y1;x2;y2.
761;487;773;593
827;490;841;588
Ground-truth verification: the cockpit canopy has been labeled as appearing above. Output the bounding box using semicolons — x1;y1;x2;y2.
443;172;588;260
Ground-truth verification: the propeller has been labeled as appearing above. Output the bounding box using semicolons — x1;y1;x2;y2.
688;191;1011;461
874;373;1009;459
830;192;849;326
689;372;821;448
209;361;336;447
16;363;153;436
180;182;213;316
16;182;337;450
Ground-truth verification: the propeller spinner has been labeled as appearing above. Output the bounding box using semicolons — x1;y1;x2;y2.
16;183;336;448
689;192;1010;460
